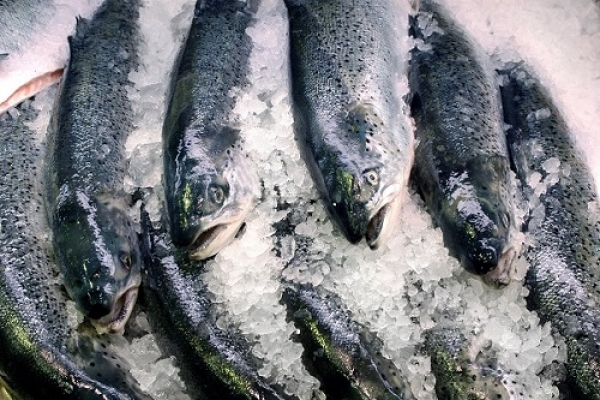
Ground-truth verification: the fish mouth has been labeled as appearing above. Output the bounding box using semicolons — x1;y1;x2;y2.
188;218;246;260
92;287;139;335
365;184;404;249
482;246;517;287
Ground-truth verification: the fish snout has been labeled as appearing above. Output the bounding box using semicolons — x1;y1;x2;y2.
80;289;114;320
461;236;506;275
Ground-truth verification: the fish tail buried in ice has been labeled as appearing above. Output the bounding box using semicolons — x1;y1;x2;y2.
500;63;600;400
423;326;512;400
282;285;410;400
46;0;143;334
285;0;414;249
408;0;516;284
0;102;151;400
162;0;259;261
140;212;291;400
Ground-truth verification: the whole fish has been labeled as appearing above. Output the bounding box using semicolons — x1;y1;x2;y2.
500;63;600;399
0;0;103;115
0;102;151;400
141;212;291;400
282;285;409;400
408;0;516;283
284;0;414;248
46;0;142;334
162;0;259;260
423;327;511;400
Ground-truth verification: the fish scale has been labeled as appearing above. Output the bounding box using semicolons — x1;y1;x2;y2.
500;63;600;399
46;0;144;333
162;0;259;260
285;0;414;248
408;0;515;281
0;102;151;400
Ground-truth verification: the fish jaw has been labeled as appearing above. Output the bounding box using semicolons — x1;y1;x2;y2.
92;285;140;335
366;183;404;249
187;201;253;260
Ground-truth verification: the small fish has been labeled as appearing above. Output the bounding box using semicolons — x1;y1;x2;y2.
500;63;600;400
141;210;291;400
46;0;143;334
285;0;414;249
408;0;516;284
162;0;259;260
423;326;512;400
0;0;103;115
0;102;151;400
282;285;409;400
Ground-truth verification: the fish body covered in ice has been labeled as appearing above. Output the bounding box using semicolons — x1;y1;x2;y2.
408;0;516;283
0;0;103;114
500;64;600;399
141;214;291;400
284;0;414;249
46;0;143;334
162;0;259;261
0;103;151;400
423;327;511;400
282;285;409;400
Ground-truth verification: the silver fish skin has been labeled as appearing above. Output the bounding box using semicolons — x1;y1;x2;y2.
423;327;512;400
141;212;293;400
46;0;142;334
162;0;259;261
284;0;414;249
500;63;600;400
281;284;410;400
0;0;103;114
408;0;516;283
0;103;151;400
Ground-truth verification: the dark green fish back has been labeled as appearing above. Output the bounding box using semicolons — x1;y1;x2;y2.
285;0;413;245
0;104;150;400
500;64;600;399
46;0;143;326
409;0;514;277
162;0;258;255
51;0;140;195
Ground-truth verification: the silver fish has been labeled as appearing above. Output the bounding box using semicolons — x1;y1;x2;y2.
0;0;103;115
46;0;142;334
500;63;600;400
408;0;516;284
0;101;151;400
285;0;414;249
162;0;259;260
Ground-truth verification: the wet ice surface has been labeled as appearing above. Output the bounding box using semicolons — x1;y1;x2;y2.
29;0;600;399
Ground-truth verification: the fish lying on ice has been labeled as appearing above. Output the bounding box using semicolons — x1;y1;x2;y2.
282;284;410;400
141;211;291;400
423;326;512;400
500;63;600;400
45;0;143;334
284;0;414;249
162;0;259;261
0;0;102;115
408;0;516;284
0;101;151;400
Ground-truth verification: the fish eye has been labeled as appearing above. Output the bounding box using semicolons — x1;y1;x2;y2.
120;252;132;269
209;186;225;205
363;170;379;186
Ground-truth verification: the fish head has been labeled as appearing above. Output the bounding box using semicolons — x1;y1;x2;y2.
323;104;406;248
54;192;141;334
451;196;513;278
327;162;403;249
167;154;256;260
